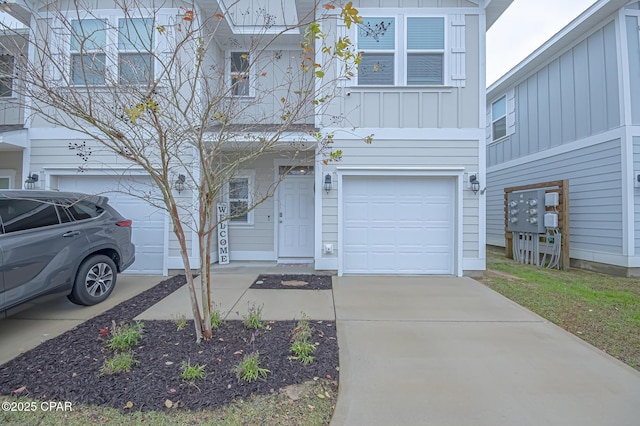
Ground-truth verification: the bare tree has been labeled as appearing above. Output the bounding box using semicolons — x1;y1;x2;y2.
0;0;368;341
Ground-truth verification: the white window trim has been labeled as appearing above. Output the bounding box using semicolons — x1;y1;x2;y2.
354;13;448;87
226;50;255;97
225;170;255;226
63;10;167;87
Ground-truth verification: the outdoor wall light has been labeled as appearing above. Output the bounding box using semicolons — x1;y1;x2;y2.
24;173;39;190
324;173;332;194
469;174;480;194
174;174;186;194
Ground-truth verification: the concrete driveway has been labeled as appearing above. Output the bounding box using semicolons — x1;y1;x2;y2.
0;275;163;365
331;276;640;426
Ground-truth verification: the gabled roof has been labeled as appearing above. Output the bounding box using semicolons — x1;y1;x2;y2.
488;0;628;98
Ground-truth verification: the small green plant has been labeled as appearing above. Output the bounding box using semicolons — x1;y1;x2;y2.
180;360;206;381
232;352;270;383
242;304;265;330
175;315;187;331
290;315;316;365
100;352;139;376
107;321;144;351
210;306;224;329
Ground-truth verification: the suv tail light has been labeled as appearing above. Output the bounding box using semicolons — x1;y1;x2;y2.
116;220;132;227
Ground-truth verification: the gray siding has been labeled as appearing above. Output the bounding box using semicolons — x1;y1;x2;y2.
487;139;624;255
635;137;640;252
488;20;620;167
627;16;640;125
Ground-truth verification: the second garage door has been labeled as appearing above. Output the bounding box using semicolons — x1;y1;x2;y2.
342;175;455;274
57;175;165;274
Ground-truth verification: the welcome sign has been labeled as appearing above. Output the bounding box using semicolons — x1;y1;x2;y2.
217;202;229;265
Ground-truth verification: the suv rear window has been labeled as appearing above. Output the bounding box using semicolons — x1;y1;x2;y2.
66;200;104;221
0;199;60;233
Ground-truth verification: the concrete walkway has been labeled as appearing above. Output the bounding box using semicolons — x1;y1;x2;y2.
330;276;640;426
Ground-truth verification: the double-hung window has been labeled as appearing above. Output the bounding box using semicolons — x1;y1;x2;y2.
71;19;107;85
229;51;251;97
70;17;154;86
0;54;15;97
492;96;507;141
357;16;445;86
228;175;253;224
118;18;154;85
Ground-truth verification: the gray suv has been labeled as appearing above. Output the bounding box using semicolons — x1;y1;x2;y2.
0;190;135;318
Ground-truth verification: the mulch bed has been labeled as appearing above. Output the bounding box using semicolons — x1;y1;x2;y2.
0;275;339;412
250;274;333;290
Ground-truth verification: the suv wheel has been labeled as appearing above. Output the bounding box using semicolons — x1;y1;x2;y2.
68;255;117;306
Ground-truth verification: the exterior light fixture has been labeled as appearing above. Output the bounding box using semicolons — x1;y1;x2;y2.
324;173;332;193
174;174;186;193
469;174;480;194
24;173;39;190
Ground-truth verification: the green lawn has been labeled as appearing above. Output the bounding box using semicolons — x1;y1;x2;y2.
481;251;640;371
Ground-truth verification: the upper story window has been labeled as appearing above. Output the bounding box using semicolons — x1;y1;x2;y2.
0;54;15;97
357;16;445;86
118;18;154;85
228;51;251;97
492;96;507;141
71;19;107;85
70;17;154;86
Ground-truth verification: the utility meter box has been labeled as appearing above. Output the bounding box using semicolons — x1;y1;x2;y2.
507;189;546;233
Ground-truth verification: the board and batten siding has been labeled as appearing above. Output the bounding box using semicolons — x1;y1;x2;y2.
487;20;620;167
322;138;480;260
487;139;624;255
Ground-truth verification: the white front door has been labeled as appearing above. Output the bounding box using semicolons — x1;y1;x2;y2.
278;176;314;258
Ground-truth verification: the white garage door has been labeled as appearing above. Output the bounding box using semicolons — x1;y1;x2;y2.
58;175;165;274
342;176;455;274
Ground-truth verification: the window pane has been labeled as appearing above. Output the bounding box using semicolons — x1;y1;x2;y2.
358;53;394;85
231;52;249;73
0;78;12;96
118;18;153;51
71;53;106;85
0;199;60;233
231;76;250;96
229;178;249;199
0;55;14;74
71;19;106;51
492;96;506;119
493;117;507;140
358;18;395;50
67;201;103;220
0;177;10;189
119;52;153;84
407;53;443;85
229;201;248;222
407;18;444;50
